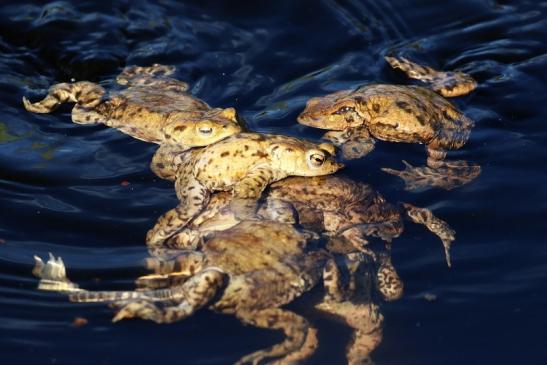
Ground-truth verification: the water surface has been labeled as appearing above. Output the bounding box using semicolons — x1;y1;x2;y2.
1;0;546;364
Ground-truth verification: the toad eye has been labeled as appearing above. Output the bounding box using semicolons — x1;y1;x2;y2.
309;153;325;167
198;126;213;135
333;106;356;115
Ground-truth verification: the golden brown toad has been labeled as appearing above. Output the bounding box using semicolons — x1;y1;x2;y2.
33;220;383;365
297;56;480;190
23;64;242;176
145;132;343;249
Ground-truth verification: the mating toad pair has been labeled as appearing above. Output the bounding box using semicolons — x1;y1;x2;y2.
25;56;475;365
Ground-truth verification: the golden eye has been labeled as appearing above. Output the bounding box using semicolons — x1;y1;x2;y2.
333;106;356;115
309;153;325;167
198;126;213;134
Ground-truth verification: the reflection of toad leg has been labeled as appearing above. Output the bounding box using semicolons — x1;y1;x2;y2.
315;300;383;365
323;258;347;302
338;219;403;255
426;146;481;188
382;151;480;191
383;123;480;191
323;126;375;160
402;203;455;267
234;308;318;365
337;250;403;302
332;223;404;301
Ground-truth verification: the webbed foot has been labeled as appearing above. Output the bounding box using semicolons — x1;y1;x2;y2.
32;253;81;293
382;160;480;191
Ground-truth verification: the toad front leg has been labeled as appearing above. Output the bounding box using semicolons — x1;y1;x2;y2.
230;167;275;219
234;308;318;365
146;169;210;252
322;126;375;160
150;144;186;181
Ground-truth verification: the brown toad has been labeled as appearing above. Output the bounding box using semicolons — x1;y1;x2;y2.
297;56;480;190
33;220;382;365
23;64;242;176
149;175;455;301
145;132;343;249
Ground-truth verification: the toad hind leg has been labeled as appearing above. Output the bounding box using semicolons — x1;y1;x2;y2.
385;56;477;97
32;254;180;302
146;171;210;251
235;308;318;365
113;268;226;323
402;203;455;267
116;64;188;92
23;81;105;114
135;251;206;290
314;301;383;365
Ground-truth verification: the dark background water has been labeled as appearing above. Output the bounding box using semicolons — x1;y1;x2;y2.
1;0;546;364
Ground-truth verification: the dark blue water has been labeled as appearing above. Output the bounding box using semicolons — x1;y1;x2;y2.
1;0;546;364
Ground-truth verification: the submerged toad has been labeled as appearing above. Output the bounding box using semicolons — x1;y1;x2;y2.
150;175;455;301
33;220;383;365
145;133;343;249
297;56;480;190
23;64;242;175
